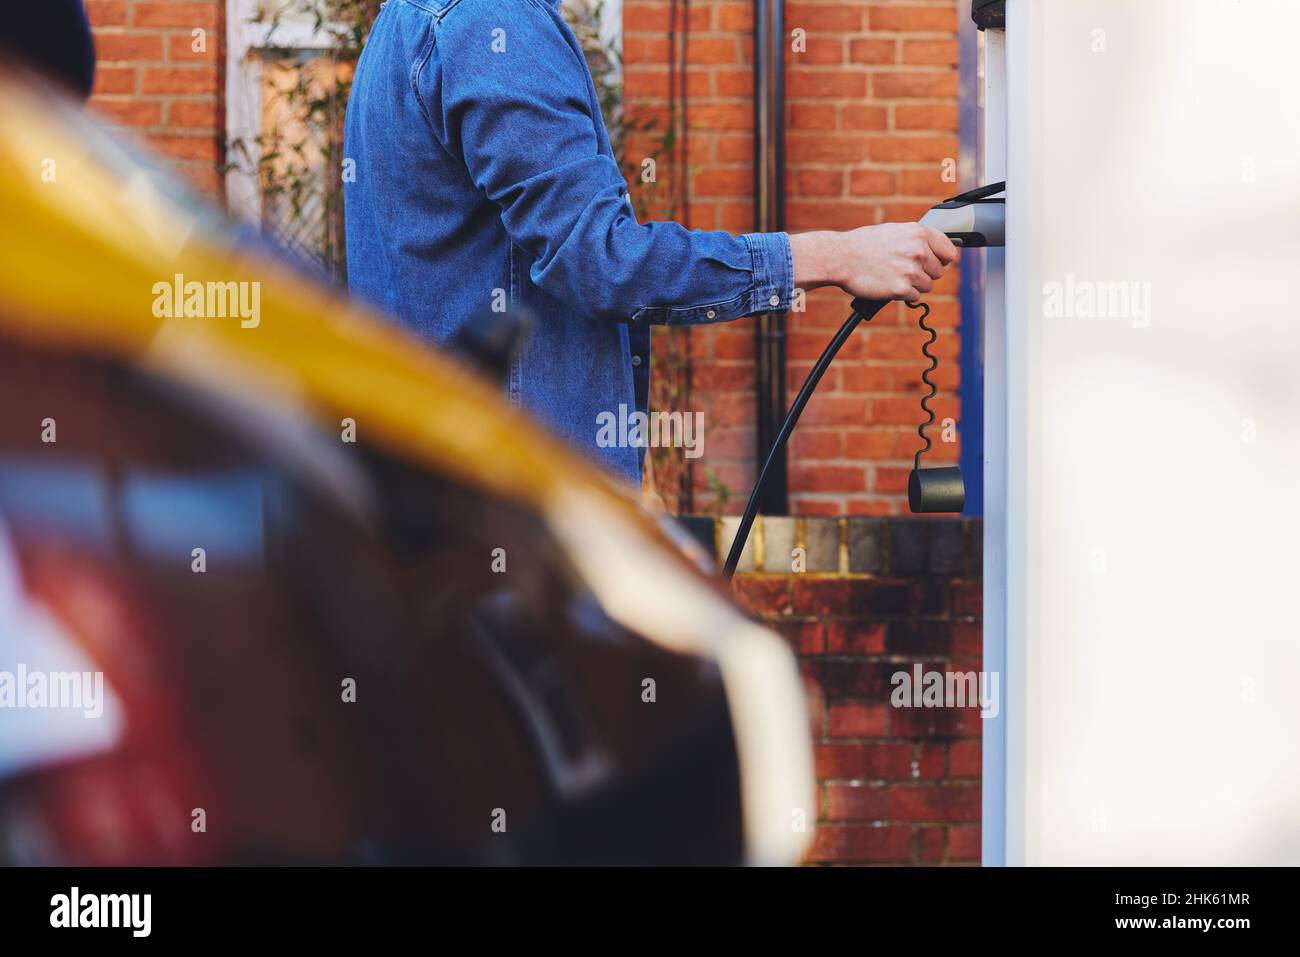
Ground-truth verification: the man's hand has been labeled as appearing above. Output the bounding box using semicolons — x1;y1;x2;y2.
790;223;959;303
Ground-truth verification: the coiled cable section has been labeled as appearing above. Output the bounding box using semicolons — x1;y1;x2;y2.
909;300;938;473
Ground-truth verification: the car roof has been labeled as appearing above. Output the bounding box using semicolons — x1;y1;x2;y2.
0;66;632;521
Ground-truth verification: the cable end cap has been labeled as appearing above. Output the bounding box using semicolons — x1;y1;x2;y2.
908;466;964;514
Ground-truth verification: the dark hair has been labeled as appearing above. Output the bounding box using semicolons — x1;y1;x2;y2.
0;0;97;101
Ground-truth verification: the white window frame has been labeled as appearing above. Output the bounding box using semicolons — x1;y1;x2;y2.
225;0;337;224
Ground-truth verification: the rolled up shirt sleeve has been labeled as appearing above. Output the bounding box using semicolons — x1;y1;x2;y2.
416;0;794;325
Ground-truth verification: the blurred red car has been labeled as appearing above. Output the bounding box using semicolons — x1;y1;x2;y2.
0;67;814;866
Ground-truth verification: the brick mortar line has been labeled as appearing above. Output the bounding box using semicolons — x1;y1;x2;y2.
92;94;218;100
818;738;982;745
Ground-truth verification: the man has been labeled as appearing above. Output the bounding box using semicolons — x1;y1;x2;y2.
344;0;957;482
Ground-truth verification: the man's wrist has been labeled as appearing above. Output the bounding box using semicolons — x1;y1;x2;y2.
790;230;845;290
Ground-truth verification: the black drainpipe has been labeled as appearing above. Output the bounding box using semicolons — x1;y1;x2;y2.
753;0;787;513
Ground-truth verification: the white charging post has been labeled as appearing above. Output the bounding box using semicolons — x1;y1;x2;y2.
981;0;1300;866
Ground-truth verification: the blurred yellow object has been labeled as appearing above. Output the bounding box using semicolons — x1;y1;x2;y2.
0;67;816;865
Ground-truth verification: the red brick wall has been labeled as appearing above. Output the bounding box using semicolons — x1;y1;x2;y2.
624;0;964;515
86;0;226;195
82;2;966;514
726;516;982;865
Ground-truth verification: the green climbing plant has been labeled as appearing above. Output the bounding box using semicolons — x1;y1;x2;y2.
223;0;379;280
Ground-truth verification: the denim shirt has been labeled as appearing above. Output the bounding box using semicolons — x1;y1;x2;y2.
343;0;794;481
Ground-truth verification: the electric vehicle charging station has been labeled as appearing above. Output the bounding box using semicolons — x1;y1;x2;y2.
979;0;1300;866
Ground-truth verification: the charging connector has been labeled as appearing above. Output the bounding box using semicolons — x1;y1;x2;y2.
721;187;1004;578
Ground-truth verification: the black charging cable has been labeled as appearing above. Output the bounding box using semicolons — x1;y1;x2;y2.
911;300;937;473
722;296;892;580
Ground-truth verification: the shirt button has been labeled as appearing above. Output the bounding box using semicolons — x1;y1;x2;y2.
770;294;781;307
631;355;643;367
706;310;716;319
